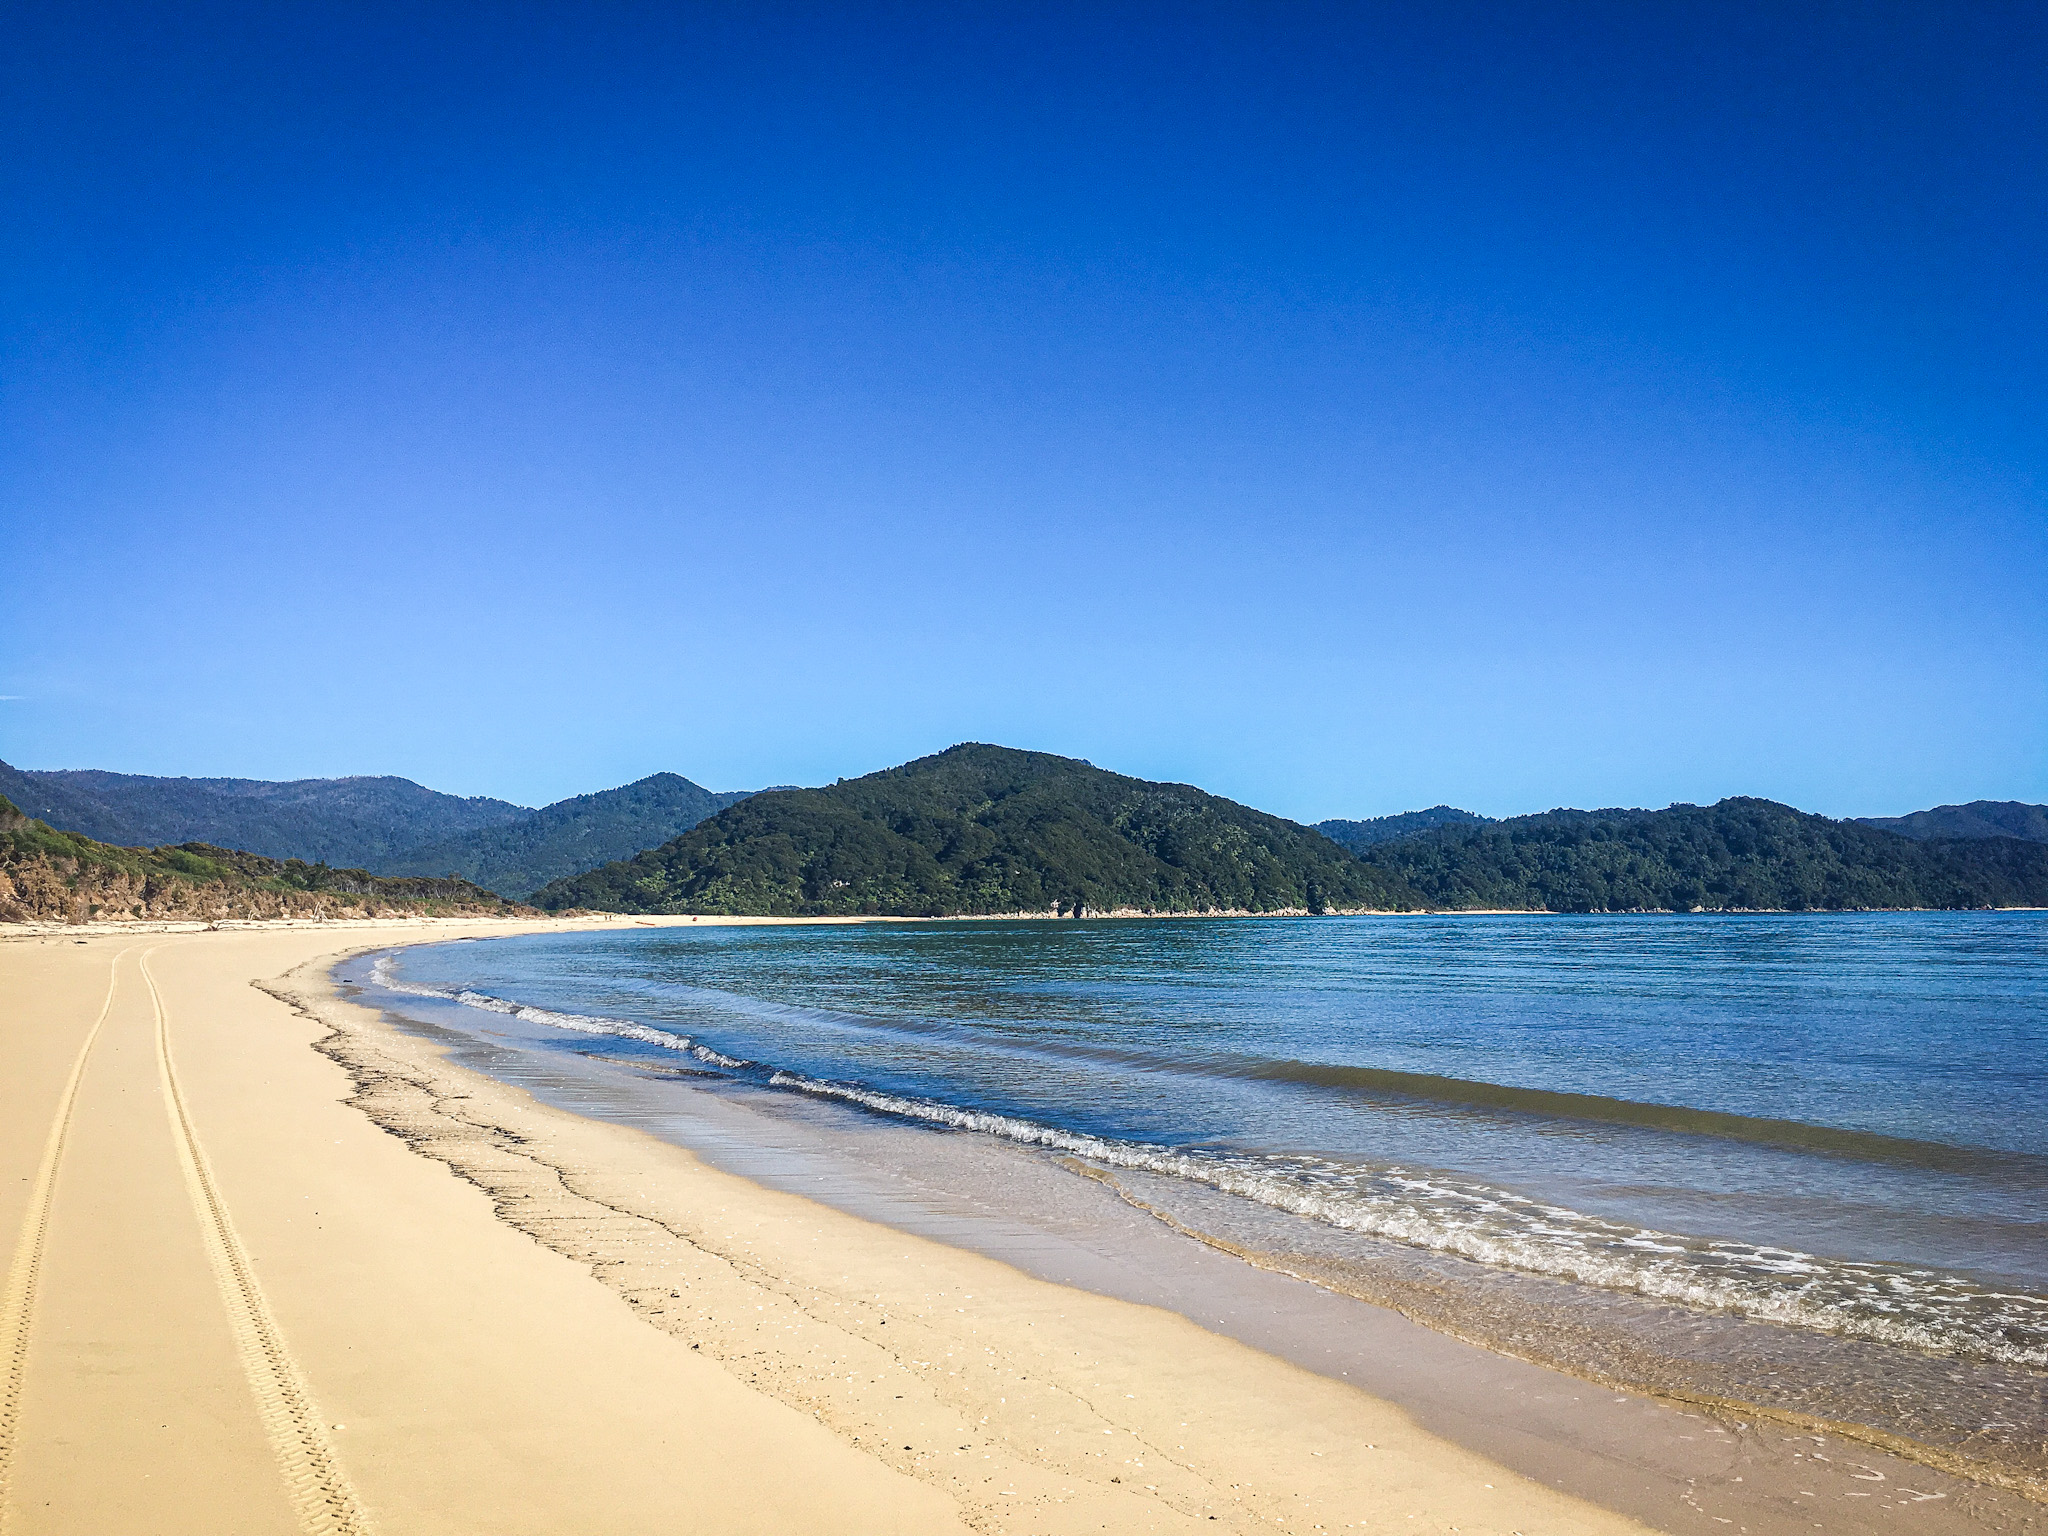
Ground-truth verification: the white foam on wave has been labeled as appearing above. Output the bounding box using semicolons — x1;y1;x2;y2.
367;955;747;1068
365;955;2048;1368
766;1072;2048;1369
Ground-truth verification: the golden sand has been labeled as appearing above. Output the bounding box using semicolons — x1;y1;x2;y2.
1;920;1654;1534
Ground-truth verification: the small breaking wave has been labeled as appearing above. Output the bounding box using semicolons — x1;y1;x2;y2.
764;1073;2048;1369
365;955;2048;1370
367;956;748;1068
565;975;2033;1178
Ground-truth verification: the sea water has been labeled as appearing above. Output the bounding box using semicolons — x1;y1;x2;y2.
359;913;2048;1481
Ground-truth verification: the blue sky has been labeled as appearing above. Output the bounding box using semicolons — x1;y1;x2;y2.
3;2;2042;820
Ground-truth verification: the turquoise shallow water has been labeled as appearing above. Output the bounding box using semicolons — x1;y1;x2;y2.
380;912;2048;1369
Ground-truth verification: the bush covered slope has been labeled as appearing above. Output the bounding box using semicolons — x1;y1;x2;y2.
1316;806;1495;850
532;744;1421;916
0;759;529;867
1353;797;2048;912
1855;800;2048;844
0;795;529;924
382;772;753;896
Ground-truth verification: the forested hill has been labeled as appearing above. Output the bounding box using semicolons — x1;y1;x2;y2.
1316;806;1494;850
0;759;528;867
1351;797;2048;912
0;759;753;895
1854;801;2048;844
532;744;1422;916
382;773;753;897
0;795;528;924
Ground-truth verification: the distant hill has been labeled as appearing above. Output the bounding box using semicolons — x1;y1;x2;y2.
1854;801;2048;844
0;759;528;867
383;773;754;897
0;794;528;924
1352;797;2048;912
1316;806;1495;851
532;743;1422;916
0;759;754;895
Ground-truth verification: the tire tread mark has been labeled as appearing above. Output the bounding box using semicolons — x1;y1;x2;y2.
0;943;133;1531
143;948;370;1536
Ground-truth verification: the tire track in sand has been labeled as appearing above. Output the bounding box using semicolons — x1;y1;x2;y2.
0;942;134;1530
142;947;370;1536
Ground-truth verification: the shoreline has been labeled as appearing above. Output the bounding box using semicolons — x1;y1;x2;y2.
344;925;2048;1526
2;916;1661;1535
5;898;2042;949
5;916;2042;1533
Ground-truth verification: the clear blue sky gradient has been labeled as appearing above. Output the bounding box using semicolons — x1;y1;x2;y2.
4;3;2043;819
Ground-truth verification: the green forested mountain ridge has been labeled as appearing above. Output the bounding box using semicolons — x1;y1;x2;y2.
15;749;2039;915
0;759;528;867
382;773;754;897
0;758;753;895
1854;801;2048;844
1352;797;2048;912
1316;806;1494;851
0;794;529;923
532;744;1423;916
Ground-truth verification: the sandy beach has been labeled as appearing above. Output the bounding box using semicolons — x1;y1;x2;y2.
0;918;2033;1535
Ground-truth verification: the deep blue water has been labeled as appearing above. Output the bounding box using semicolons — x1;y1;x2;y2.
377;912;2048;1366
